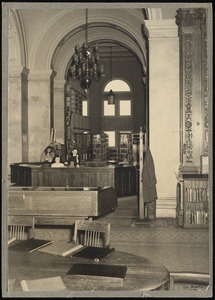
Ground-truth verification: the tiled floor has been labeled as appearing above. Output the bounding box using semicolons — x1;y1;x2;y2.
99;196;210;275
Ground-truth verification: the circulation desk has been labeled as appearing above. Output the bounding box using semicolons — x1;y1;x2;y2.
10;163;137;197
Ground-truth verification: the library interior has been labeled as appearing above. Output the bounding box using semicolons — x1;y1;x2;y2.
3;3;212;297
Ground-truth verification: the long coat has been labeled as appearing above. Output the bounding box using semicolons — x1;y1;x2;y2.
142;148;158;203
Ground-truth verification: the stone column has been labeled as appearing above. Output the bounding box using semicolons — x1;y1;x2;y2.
143;19;180;218
28;70;56;161
8;66;29;165
53;79;66;142
176;8;208;172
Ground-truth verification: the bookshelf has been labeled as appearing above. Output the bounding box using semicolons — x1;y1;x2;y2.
131;132;146;167
119;133;132;163
65;85;91;160
92;134;108;161
107;148;119;162
176;173;209;228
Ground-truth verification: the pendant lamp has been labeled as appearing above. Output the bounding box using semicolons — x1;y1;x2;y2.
107;46;115;104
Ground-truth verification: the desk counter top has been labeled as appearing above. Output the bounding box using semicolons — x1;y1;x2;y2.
10;163;138;197
8;247;169;293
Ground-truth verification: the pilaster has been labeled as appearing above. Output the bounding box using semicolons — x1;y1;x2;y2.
176;8;208;172
54;79;66;142
143;19;180;217
8;66;29;166
28;69;56;161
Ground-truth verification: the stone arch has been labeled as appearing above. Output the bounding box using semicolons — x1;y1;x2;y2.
9;9;28;67
30;9;147;79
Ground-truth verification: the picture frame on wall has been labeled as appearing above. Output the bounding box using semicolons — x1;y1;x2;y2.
200;155;209;174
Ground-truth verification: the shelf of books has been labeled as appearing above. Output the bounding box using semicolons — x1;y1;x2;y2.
131;132;146;167
92;134;108;161
183;178;209;228
119;133;132;163
107;148;119;162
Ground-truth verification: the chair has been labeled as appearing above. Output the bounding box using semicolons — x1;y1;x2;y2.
73;218;111;248
8;216;35;241
169;272;210;291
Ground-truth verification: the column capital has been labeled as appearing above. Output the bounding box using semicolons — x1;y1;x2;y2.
176;8;206;27
143;19;178;38
9;66;29;78
54;79;66;89
28;69;56;81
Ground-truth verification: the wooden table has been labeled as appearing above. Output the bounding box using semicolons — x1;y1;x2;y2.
8;246;169;294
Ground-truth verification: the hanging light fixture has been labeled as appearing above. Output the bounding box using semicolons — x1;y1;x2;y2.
107;46;115;104
69;9;104;92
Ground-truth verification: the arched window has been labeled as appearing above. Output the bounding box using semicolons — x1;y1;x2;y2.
103;79;132;117
104;80;131;92
102;79;132;148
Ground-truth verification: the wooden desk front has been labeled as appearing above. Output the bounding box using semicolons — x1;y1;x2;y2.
8;248;169;293
10;163;137;197
8;186;117;228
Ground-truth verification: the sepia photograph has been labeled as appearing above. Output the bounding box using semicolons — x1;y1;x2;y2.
2;2;213;298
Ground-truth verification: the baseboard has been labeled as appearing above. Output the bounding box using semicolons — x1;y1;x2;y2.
156;197;177;218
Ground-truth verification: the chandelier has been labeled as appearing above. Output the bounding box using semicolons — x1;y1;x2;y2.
69;9;104;92
107;46;115;104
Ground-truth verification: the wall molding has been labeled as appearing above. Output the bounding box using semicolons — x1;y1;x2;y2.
156;197;177;218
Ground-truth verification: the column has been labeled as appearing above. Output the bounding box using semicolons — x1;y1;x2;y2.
8;66;29;165
54;79;66;142
28;70;56;161
176;8;208;171
143;19;180;218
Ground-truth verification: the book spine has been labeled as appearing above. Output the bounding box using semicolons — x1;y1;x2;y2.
62;244;83;257
30;241;53;253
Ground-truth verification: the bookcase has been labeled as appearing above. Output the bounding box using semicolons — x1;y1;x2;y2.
131;132;146;167
67;88;83;115
119;133;132;163
92;134;108;161
107;148;119;162
72;132;92;161
176;173;209;228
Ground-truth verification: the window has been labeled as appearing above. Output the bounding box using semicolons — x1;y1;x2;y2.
104;131;115;147
119;100;131;116
103;79;132;117
104;80;130;92
82;100;88;116
104;101;115;116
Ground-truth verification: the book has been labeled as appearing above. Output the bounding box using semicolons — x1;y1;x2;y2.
66;263;127;279
8;237;16;245
9;238;53;253
21;276;67;291
37;241;84;256
71;246;115;260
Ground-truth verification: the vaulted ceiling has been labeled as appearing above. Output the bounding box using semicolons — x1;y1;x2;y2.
9;4;207;81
